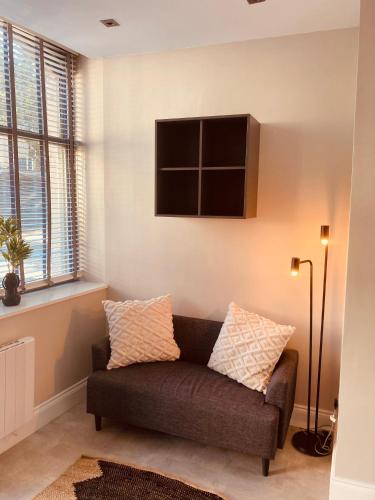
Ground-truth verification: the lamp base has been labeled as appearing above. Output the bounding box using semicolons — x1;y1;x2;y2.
292;430;332;457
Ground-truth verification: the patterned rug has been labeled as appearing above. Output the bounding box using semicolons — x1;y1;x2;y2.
35;456;225;499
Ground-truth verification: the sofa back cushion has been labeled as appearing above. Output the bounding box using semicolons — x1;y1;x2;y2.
173;315;222;365
94;314;223;368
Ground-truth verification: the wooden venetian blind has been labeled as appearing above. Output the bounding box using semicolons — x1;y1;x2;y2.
0;20;81;290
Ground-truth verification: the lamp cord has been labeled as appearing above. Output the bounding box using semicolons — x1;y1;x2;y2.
314;423;334;456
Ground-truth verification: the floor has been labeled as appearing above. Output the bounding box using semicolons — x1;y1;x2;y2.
0;403;331;500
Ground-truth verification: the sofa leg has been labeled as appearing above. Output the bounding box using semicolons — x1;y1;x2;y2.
95;415;102;431
262;458;270;477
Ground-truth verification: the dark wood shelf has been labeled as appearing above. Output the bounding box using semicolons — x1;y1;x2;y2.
201;169;245;217
156;169;199;216
157;119;200;169
160;167;199;171
202;116;248;168
201;166;245;170
156;214;245;219
155;114;260;218
160;166;244;171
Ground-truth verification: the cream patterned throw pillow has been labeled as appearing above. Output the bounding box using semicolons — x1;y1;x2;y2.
104;295;180;370
208;302;295;393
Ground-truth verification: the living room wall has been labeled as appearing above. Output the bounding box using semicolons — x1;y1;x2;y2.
95;28;358;413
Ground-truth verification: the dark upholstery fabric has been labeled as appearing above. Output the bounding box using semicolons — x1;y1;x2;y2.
88;314;298;461
265;349;299;448
173;315;222;365
91;315;221;371
87;360;279;459
92;337;111;372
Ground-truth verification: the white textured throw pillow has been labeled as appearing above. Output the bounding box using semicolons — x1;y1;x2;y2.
208;302;295;393
104;295;180;370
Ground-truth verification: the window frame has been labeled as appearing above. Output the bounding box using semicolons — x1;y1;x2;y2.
0;21;80;292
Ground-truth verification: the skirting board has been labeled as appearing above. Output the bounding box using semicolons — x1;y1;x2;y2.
330;476;375;500
0;378;87;456
290;403;332;430
0;378;331;456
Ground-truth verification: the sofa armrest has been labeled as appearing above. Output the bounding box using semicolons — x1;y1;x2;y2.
265;349;299;448
92;337;111;372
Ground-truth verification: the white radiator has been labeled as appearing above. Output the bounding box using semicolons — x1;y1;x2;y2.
0;337;35;439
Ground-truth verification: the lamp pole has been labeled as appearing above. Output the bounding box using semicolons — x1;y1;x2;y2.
315;226;329;434
306;259;313;434
291;258;314;451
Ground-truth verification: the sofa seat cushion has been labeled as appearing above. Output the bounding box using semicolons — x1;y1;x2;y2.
87;360;279;458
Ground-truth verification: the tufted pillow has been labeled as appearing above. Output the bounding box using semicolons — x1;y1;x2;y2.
208;302;295;393
104;295;180;370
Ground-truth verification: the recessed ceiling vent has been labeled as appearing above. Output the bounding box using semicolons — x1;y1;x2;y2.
100;19;120;28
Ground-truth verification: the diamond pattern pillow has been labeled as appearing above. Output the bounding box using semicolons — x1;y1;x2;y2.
104;295;180;370
208;302;295;393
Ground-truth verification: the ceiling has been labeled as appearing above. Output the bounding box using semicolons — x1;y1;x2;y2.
0;0;360;58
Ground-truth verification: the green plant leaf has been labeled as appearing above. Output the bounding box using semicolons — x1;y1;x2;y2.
2;234;32;272
0;216;20;247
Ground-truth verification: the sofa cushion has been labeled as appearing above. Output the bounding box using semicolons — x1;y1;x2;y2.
208;303;295;393
103;295;180;370
87;360;279;459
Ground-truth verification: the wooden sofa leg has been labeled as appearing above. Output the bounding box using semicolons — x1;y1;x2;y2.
95;415;102;431
262;458;270;477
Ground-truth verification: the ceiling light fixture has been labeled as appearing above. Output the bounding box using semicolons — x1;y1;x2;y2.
247;0;266;4
100;19;120;28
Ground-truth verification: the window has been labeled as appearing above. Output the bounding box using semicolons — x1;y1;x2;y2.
0;20;82;290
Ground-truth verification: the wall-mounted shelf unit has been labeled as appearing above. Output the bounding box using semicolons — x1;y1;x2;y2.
155;114;260;218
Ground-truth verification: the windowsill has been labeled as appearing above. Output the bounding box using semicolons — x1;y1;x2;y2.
0;281;108;320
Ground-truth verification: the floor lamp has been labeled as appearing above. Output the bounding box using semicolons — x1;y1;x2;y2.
290;257;316;454
314;225;332;454
291;225;332;456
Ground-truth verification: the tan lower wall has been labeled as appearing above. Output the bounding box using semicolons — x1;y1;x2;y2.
0;288;107;405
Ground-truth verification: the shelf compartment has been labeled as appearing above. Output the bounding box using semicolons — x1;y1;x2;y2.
156;170;199;216
160;167;199;171
157;120;200;169
202;117;248;168
202;166;245;170
201;169;245;217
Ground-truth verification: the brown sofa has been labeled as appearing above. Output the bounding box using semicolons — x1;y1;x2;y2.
87;315;298;476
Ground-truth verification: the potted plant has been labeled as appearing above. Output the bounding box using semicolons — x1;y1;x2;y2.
0;216;32;306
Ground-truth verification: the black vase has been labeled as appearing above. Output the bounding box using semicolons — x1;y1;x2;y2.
2;272;21;306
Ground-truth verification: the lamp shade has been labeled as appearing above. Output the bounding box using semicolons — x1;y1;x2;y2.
291;257;301;276
320;225;330;246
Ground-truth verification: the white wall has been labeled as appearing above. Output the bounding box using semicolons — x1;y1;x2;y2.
330;0;375;496
98;29;358;413
80;57;106;283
